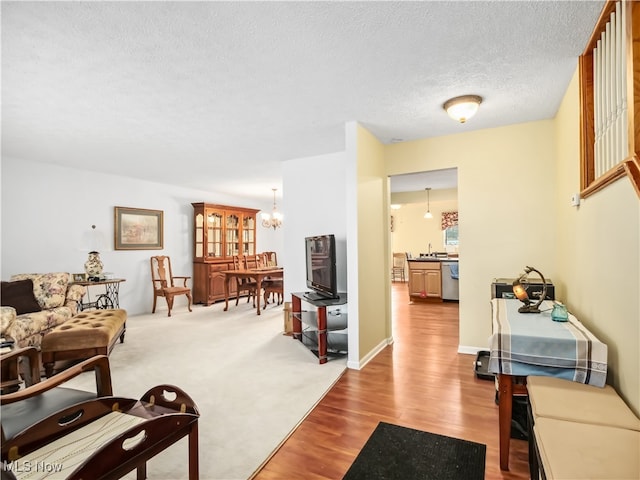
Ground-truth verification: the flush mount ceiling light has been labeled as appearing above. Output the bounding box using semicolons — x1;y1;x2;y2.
423;188;433;219
443;95;483;123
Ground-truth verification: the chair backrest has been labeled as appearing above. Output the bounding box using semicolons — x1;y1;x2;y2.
150;256;174;289
242;254;258;270
393;253;405;268
232;255;242;270
263;251;277;267
255;253;266;268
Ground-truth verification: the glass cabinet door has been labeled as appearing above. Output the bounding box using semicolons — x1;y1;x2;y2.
206;212;223;258
194;213;204;258
243;215;255;256
226;214;240;257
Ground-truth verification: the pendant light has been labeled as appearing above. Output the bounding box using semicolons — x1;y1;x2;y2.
424;188;433;219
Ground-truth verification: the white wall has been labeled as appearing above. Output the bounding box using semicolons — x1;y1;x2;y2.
281;151;348;296
281;150;352;360
1;157;282;315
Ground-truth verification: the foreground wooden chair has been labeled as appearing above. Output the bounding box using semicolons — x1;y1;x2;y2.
1;351;199;480
150;255;192;317
1;349;113;444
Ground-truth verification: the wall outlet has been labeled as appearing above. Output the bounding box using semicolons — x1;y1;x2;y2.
571;193;581;207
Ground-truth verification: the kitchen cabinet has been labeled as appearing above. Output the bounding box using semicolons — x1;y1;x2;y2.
407;260;442;301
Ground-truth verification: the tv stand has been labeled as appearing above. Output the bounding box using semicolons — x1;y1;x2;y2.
303;291;338;302
291;292;347;364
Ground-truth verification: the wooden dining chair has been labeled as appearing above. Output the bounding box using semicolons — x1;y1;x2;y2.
150;256;193;317
258;251;280;306
391;252;406;282
263;251;277;267
233;255;257;307
262;278;283;308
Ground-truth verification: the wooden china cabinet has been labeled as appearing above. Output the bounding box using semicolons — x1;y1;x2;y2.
191;203;259;305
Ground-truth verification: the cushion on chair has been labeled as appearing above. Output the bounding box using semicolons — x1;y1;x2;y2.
1;280;42;315
2;387;97;440
527;375;640;430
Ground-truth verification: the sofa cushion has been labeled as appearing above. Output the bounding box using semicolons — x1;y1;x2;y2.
10;273;69;310
1;279;42;315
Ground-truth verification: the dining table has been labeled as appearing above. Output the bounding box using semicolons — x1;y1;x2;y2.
221;267;283;315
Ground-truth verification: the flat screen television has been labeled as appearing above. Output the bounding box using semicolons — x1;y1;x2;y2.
304;234;338;299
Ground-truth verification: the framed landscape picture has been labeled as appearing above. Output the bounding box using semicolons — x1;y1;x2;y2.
114;206;164;250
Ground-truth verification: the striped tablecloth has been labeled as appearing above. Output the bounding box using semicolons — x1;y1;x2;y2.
488;298;608;387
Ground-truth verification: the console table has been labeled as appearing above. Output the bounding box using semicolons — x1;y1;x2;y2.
71;278;126;310
291;292;347;364
488;298;608;470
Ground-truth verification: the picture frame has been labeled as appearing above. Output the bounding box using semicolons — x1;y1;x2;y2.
114;206;164;250
73;273;87;282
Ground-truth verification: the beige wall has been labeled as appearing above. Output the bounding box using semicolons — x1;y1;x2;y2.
384;121;557;349
390;188;458;256
554;71;639;415
366;67;638;415
354;123;392;360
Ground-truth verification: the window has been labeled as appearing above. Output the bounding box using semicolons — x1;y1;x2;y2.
443;225;459;246
579;0;640;198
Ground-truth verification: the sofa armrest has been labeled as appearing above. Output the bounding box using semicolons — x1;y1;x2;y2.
64;284;87;315
1;306;17;338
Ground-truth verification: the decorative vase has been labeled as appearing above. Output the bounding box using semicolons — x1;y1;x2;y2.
551;302;569;322
84;251;104;279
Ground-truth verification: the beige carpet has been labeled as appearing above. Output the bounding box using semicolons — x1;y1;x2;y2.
64;300;347;480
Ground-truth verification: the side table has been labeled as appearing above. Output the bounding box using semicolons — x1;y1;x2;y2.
71;278;126;310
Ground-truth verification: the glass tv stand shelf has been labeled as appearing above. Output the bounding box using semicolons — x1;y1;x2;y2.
291;292;347;364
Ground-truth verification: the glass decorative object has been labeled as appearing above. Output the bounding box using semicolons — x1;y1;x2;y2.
551;302;569;322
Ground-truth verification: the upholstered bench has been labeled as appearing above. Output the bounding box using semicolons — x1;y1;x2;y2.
41;309;127;377
527;376;640;479
527;375;640;429
533;417;640;480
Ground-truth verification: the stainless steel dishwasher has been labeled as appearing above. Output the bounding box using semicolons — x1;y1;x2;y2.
441;261;459;301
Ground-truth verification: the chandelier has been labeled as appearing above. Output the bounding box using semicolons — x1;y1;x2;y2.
261;188;283;230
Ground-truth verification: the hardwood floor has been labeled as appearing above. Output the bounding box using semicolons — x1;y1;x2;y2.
254;283;530;479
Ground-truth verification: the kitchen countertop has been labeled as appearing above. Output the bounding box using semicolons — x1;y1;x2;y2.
409;257;459;262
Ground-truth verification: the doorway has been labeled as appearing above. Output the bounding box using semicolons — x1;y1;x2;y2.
388;167;459;330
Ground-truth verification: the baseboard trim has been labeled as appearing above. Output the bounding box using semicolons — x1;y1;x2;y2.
347;337;391;370
457;345;488;355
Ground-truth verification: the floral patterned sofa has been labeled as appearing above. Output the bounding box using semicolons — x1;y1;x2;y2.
0;273;86;348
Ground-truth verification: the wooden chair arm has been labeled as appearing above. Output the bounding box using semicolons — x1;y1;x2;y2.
173;276;191;287
1;346;41;388
1;355;113;405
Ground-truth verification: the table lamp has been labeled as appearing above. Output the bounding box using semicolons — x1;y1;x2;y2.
512;266;547;313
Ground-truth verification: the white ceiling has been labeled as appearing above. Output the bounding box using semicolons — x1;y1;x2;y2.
1;1;605;201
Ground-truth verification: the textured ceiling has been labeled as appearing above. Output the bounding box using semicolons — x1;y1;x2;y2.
1;1;605;200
